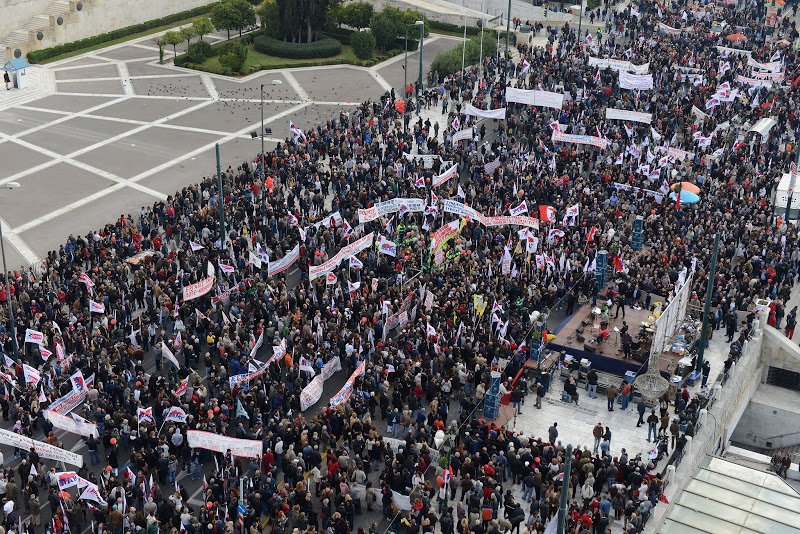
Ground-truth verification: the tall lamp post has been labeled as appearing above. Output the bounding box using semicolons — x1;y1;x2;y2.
403;20;425;143
571;1;584;42
417;14;425;116
0;182;21;361
259;80;282;240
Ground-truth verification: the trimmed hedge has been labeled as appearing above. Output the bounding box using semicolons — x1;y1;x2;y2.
27;3;220;63
252;36;341;59
430;32;498;78
174;30;255;66
428;20;481;36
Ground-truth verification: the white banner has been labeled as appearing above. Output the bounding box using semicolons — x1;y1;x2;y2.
747;56;782;73
268;245;300;277
619;71;654;90
358;199;425;224
299;355;343;410
736;75;772;88
552;130;610;149
442;200;540;229
0;427;83;467
25;329;44;345
308;233;375;281
183;276;214;301
658;22;682;35
187;430;262;458
452;128;473;143
48;389;86;415
464;104;506;119
717;45;751;58
431;164;458;188
44;410;97;438
589;57;650;74
505;88;564;109
605;108;652;124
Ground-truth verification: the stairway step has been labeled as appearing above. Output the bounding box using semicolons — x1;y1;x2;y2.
1;31;32;46
23;15;52;29
44;1;72;15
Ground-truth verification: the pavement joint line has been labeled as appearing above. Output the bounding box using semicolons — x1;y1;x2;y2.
282;71;310;102
53;73;196;83
13;101;312;234
0;214;40;264
51;62;114;72
117;62;135;97
201;74;219;100
368;69;393;92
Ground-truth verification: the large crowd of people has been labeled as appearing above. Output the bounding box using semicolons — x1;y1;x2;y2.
0;1;799;534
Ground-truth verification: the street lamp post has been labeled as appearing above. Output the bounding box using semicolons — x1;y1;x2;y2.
259;80;282;240
0;182;20;361
215;144;226;250
418;15;425;116
403;20;425;143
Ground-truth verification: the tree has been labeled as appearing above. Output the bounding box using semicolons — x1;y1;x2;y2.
258;0;283;38
211;1;237;39
343;2;373;30
350;30;376;60
271;0;340;43
219;41;249;73
180;27;196;49
152;36;165;63
370;10;399;52
192;17;214;41
162;30;183;58
228;0;257;37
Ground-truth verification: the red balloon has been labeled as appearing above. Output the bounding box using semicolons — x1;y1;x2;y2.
208;410;214;417
110;438;117;445
206;502;213;509
214;406;220;413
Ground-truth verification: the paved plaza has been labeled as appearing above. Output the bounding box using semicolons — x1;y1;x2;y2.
0;29;463;270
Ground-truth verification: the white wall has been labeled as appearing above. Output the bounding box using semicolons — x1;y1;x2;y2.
0;0;53;42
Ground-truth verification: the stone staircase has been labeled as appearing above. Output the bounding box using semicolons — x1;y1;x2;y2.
774;443;800;461
1;0;89;63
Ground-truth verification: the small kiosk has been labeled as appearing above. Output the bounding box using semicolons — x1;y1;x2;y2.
2;58;30;89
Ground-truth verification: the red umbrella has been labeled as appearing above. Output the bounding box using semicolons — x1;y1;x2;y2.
727;33;747;42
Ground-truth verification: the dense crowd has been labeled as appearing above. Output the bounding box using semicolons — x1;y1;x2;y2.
0;1;798;534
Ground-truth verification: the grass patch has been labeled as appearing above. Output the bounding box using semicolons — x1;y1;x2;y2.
37;15;208;64
184;43;398;76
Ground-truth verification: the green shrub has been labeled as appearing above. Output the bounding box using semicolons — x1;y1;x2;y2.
26;3;221;63
252;36;341;59
218;41;248;73
350;30;376;60
430;32;498;78
428;20;481;36
187;40;213;63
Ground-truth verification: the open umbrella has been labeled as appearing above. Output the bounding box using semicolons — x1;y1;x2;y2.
727;33;747;42
669;190;700;204
670;182;701;195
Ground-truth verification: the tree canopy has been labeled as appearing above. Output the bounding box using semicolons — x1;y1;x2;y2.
260;0;341;43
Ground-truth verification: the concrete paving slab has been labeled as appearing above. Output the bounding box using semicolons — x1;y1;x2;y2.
74;126;220;179
137;137;278;195
126;61;181;78
19;115;136;155
95;45;159;62
51;57;114;68
286;104;349;133
0;161;114;229
54;63;120;81
22;94;118;113
0;107;66;136
0;237;29;273
130;75;208;98
290;66;384;103
165;101;295;134
92;97;200;123
0;140;55;178
20;188;156;258
56;79;125;95
213;72;298;102
377;36;464;91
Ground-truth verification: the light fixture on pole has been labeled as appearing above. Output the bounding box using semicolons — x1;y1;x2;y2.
0;182;21;361
403;20;424;141
260;79;282;240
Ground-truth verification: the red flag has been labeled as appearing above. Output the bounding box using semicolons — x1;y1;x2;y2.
539;205;556;223
659;494;669;504
586;226;600;242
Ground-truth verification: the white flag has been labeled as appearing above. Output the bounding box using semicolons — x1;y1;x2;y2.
89;300;104;314
161;343;180;369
